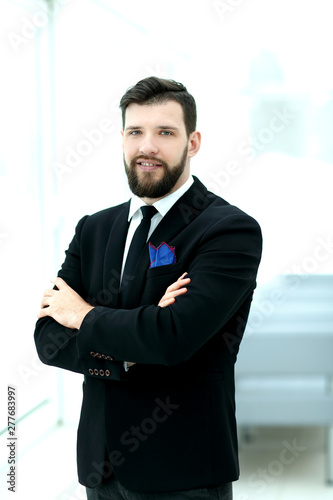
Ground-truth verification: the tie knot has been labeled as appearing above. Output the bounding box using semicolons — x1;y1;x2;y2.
140;205;157;221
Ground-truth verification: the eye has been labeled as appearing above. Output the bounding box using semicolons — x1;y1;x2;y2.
129;130;141;135
160;131;172;136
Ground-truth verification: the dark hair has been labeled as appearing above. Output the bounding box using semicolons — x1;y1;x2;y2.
119;76;197;137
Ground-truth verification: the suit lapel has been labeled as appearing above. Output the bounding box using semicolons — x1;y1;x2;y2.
103;202;130;308
150;176;209;247
124;177;211;309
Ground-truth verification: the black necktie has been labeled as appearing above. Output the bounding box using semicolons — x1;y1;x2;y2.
121;205;157;302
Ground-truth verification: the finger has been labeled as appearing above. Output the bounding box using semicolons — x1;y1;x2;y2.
42;288;55;298
37;307;50;319
159;297;176;308
178;272;188;280
164;287;188;301
159;287;188;307
166;277;191;293
40;296;51;309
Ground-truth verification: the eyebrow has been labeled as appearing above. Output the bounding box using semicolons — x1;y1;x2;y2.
124;125;180;131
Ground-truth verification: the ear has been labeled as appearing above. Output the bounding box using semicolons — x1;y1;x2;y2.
188;131;201;158
121;129;124;149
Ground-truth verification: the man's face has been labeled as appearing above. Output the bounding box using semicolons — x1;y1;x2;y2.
122;100;194;200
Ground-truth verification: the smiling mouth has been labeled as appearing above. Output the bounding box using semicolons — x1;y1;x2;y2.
136;160;164;172
137;161;163;167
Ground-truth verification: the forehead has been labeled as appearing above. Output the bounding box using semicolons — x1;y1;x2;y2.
124;100;185;130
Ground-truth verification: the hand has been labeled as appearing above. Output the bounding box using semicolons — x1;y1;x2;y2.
125;273;191;368
38;277;94;330
158;272;191;308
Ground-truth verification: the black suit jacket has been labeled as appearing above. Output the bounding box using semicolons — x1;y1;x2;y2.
34;176;262;492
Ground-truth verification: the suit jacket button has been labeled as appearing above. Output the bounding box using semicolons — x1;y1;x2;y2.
106;356;113;361
94;369;99;375
90;352;96;357
105;370;110;377
99;370;105;376
89;369;94;375
96;353;102;358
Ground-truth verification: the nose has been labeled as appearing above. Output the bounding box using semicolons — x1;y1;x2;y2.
139;134;159;156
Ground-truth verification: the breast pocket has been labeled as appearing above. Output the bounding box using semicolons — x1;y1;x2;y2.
141;262;184;305
146;261;183;280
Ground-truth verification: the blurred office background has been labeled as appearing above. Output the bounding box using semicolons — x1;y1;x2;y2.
1;0;333;498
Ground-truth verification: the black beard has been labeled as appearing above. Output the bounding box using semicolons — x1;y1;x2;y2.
124;146;188;199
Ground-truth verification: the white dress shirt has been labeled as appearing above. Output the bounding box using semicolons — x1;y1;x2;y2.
120;175;194;283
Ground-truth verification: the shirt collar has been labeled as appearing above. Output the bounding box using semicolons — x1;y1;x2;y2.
128;175;194;221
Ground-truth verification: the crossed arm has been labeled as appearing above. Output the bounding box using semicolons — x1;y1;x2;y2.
37;273;191;330
35;212;261;374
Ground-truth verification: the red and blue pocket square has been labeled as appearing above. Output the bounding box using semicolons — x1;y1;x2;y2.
149;242;176;268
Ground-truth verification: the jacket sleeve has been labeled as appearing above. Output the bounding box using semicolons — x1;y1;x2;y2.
34;216;125;381
76;213;262;368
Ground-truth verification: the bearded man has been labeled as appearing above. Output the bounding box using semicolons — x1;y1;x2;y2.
35;76;262;500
